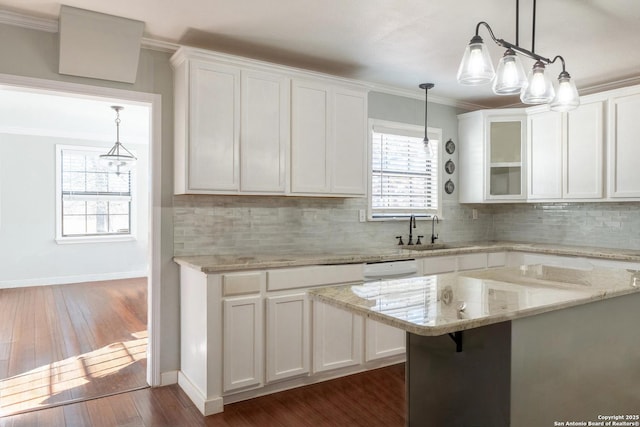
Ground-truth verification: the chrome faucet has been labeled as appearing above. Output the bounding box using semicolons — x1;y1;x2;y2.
407;215;417;245
431;215;439;244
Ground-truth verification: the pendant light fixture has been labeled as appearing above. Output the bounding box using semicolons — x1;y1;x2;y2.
456;0;579;111
419;83;434;158
100;106;137;175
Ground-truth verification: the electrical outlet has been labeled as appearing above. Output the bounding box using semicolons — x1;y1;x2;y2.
359;209;366;222
472;208;478;220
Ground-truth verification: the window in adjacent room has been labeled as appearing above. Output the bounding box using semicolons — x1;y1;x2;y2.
369;120;442;219
56;145;135;242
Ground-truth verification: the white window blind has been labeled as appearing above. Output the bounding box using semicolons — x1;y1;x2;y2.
58;147;132;237
371;124;439;217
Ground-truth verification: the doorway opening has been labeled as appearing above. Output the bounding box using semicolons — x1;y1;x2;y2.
0;77;161;416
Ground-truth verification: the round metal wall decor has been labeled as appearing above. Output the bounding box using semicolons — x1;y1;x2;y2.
445;139;456;154
445;159;455;174
444;179;455;194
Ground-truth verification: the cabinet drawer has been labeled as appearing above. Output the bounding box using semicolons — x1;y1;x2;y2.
223;272;263;296
422;256;457;275
457;253;488;271
487;252;507;268
267;264;363;291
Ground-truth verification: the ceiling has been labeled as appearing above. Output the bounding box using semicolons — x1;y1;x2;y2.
0;88;151;144
1;0;640;108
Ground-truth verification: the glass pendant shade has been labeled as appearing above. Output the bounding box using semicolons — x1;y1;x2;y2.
520;61;555;104
550;72;580;112
423;137;434;159
493;49;527;95
457;35;495;85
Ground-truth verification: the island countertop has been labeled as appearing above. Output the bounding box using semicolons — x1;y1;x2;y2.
308;264;640;336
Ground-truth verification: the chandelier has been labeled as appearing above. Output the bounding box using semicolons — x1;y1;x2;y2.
456;0;579;111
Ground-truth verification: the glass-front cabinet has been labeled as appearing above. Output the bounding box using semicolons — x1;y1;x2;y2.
487;117;525;199
458;109;526;203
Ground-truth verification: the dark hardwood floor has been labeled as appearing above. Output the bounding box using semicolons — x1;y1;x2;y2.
0;278;148;416
0;363;406;427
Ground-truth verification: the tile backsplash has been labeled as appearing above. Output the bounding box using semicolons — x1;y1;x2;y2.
490;202;640;250
174;196;640;255
173;195;492;256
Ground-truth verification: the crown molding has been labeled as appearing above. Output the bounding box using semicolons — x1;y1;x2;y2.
0;9;58;32
140;37;179;53
362;81;489;111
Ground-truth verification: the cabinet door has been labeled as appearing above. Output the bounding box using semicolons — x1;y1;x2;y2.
312;301;363;373
565;101;604;199
266;293;310;383
486;115;526;200
365;319;405;361
223;295;263;392
188;61;240;191
608;92;640;198
291;79;330;193
331;87;367;195
528;111;563;200
240;70;289;192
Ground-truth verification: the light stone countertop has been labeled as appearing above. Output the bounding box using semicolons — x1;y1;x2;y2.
173;241;640;273
308;264;640;336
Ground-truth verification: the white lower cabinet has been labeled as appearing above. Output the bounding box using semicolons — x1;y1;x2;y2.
265;293;310;383
312;301;363;373
422;252;506;275
365;319;405;361
223;295;263;392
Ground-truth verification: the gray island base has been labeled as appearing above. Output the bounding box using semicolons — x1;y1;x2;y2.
309;265;640;427
407;292;640;427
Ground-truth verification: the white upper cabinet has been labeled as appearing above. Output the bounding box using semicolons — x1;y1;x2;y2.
528;110;563;200
240;70;289;193
291;79;367;196
608;91;640;198
291;79;330;193
527;99;605;202
332;87;368;195
174;59;241;193
458;109;526;203
565;100;604;199
172;47;367;197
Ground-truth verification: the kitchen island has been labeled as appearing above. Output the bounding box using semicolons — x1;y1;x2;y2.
309;264;640;427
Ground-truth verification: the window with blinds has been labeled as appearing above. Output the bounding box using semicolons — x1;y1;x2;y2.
57;146;133;238
370;121;440;218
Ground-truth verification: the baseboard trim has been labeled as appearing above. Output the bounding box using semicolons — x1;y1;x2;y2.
0;270;147;288
160;370;178;386
178;371;223;416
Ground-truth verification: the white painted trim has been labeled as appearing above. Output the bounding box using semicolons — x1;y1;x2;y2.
148;94;163;388
141;37;179;53
0;270;148;289
0;11;179;53
0;73;163;388
0;9;58;32
160;370;179;386
178;371;224;416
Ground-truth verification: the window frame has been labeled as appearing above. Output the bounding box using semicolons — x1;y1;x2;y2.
55;144;137;244
367;119;443;221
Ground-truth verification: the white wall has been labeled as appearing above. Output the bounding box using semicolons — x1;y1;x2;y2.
0;133;149;287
